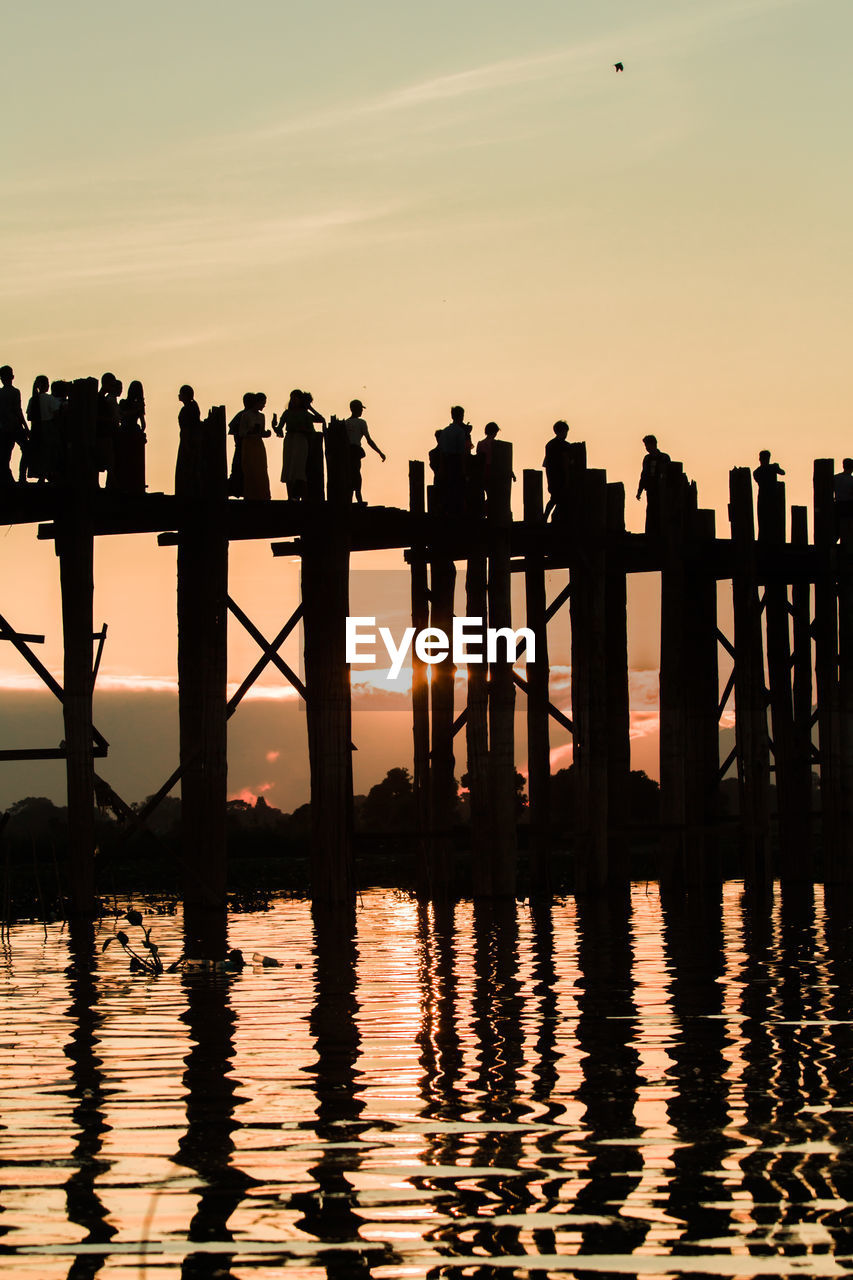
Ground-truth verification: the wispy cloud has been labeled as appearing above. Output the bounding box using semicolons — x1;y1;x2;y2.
1;202;402;296
248;0;811;146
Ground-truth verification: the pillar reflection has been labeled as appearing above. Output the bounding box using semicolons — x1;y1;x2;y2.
290;903;398;1278
574;893;647;1257
63;918;114;1280
175;971;252;1279
660;890;731;1253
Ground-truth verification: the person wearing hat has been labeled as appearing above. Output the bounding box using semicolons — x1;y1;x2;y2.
343;398;385;504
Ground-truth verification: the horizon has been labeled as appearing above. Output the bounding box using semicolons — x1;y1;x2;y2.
2;0;849;806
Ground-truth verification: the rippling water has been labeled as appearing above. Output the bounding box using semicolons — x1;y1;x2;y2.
2;883;853;1278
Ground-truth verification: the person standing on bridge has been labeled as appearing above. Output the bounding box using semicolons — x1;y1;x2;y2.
543;420;572;522
0;366;27;487
276;389;324;501
636;434;670;534
175;384;202;496
752;450;785;539
343;399;385;504
437;405;471;513
239;392;272;501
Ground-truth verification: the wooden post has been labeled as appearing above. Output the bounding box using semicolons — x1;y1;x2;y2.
302;420;354;904
409;462;430;863
761;483;799;879
428;487;456;897
58;378;98;916
684;507;720;884
789;505;814;876
177;405;229;958
486;440;517;895
523;469;551;894
605;482;630;888
467;455;490;894
838;494;853;881
658;462;689;888
570;467;608;892
814;459;843;881
728;467;771;886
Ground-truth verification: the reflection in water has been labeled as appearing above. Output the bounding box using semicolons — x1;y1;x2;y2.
174;970;253;1279
290;903;397;1277
574;894;648;1259
63;920;115;1280
3;885;853;1275
660;891;730;1254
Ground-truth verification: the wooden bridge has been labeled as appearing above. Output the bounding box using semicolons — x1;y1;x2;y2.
2;377;851;957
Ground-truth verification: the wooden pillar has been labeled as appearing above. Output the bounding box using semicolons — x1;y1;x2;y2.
814;459;843;881
428;488;456;897
684;507;721;884
659;463;689;888
728;467;771;886
177;405;229;958
58;377;98;916
789;505;814;876
523;469;551;894
605;482;630;888
409;462;430;862
570;467;608;892
467;459;490;894
303;419;353;904
761;483;799;879
486;440;517;895
838;494;853;880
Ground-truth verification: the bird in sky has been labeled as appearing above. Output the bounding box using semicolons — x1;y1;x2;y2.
614;62;624;72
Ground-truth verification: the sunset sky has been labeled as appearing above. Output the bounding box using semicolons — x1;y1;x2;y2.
1;0;850;806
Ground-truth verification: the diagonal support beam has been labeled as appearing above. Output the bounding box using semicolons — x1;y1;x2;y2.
716;628;736;660
544;581;572;624
511;670;574;733
0;608;108;752
227;599;305;708
718;668;736;721
718;745;737;780
227;597;306;701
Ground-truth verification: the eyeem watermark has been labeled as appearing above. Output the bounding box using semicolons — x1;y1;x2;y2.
346;617;535;681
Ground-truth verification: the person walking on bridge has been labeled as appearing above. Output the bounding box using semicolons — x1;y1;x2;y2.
636;434;670;534
343;399;385;504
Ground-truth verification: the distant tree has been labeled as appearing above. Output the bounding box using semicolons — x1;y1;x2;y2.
552;765;660;827
359;767;416;832
460;769;527;817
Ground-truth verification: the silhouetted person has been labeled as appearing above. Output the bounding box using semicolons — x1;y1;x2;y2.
303;390;327;499
96;372;120;487
239;391;272;500
437;404;471;513
475;421;500;473
175;384;202;496
636;433;670;534
428;429;442;478
753;449;785;539
34;377;63;483
0;365;27;487
25;375;49;482
112;378;147;494
543;420;572;522
276;388;321;501
343;398;385;504
48;380;70;482
227;391;253;497
835;458;853;538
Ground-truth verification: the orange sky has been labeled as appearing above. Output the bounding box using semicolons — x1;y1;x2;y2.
1;0;849;803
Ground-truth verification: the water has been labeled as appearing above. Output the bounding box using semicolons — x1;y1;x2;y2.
2;883;853;1278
